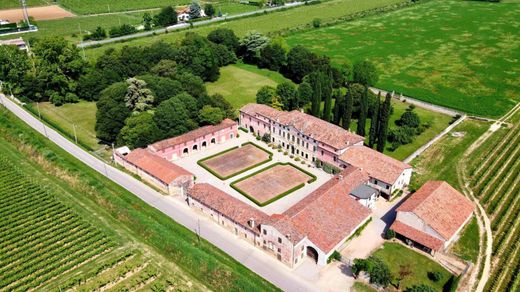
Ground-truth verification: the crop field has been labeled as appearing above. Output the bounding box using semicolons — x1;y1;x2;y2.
285;0;520;118
0;157;115;290
0;107;278;291
0;0;47;10
464;105;520;292
207;63;293;109
57;0;188;15
85;0;407;59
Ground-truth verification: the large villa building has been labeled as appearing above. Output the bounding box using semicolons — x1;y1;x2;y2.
113;103;427;268
239;103;412;196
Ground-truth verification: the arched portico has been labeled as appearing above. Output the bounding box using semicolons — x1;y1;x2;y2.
307;246;319;264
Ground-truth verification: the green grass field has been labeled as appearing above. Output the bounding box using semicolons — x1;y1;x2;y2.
410;119;489;190
372;242;452;290
0;0;47;9
286;0;520;118
84;0;406;59
451;216;479;263
36;101;100;150
58;0;188;15
206;63;293;108
0;104;278;291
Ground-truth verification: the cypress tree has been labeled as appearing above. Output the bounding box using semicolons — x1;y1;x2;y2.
322;87;333;122
309;72;322;117
356;86;369;137
368;93;381;148
342;86;353;130
333;89;344;125
377;92;392;152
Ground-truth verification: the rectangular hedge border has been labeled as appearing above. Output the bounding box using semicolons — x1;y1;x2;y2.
230;162;317;207
197;142;273;180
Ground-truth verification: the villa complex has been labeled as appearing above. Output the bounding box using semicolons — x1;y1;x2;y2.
112;103;466;268
239;104;412;196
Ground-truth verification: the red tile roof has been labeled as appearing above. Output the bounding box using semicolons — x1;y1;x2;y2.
124;148;192;185
240;104;364;149
282;166;371;253
396;181;475;240
390;220;444;251
149;119;237;151
187;184;268;234
339;145;411;184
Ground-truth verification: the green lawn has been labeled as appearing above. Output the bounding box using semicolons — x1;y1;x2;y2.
451;216;479;263
372;242;452;290
0;103;278;291
285;0;520;118
351;100;452;161
84;0;406;59
206;62;293;108
35;101;99;150
411;119;489;191
0;0;47;9
352;281;377;292
58;0;188;15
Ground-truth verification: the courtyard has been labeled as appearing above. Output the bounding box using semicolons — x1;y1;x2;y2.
198;143;272;180
231;163;316;206
173;133;332;215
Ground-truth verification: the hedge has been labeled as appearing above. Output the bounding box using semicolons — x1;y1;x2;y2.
230;162;317;206
197;142;272;180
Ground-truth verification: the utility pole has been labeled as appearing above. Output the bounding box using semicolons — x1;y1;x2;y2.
72;123;78;144
19;0;30;27
36;102;48;138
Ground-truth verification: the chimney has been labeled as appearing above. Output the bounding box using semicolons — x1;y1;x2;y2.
338;175;343;180
249;218;255;228
286;234;291;240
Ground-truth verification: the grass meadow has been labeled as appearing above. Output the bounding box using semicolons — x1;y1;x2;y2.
285;0;520;118
372;243;452;290
206;63;293;108
84;0;406;59
0;0;47;9
451;216;479;263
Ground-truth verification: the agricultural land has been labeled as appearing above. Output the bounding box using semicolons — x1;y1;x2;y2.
0;107;278;291
285;0;520;117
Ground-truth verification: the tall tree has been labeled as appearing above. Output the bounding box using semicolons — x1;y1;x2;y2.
256;85;276;105
153;6;177;27
207;28;239;53
368;93;381;148
353;60;379;87
0;45;30;95
342;86;353;130
259;43;286;71
322;86;333;122
204;3;215;17
377;92;392;152
296;81;313;108
154;96;192;138
189;1;202;19
117;112;162;148
95;82;131;143
308;72;323;117
276;81;297;111
239;31;269;63
176;33;220;81
332;89;344;125
356;86;369;137
124;78;155;113
198;105;224;125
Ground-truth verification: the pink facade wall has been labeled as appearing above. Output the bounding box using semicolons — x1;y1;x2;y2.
259;225;306;268
153;124;238;161
240;113;270;137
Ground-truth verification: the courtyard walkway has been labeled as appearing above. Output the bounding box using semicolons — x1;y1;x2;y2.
173;132;333;215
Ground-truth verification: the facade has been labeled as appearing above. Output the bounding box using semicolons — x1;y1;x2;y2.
240;104;364;166
350;184;379;209
114;148;194;196
187;166;372;268
390;181;475;255
239;104;412;196
148;118;237;161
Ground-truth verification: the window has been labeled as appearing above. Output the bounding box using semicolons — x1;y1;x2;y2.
305;154;308;159
334;156;337;162
277;248;281;253
278;237;282;244
321;150;324;156
263;229;267;235
295;258;298;264
386;185;390;189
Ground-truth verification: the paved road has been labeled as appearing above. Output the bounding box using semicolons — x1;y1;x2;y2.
0;94;317;292
78;2;305;48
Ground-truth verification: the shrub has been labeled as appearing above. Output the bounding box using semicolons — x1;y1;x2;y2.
428;271;443;282
352;256;391;287
262;133;271;143
405;284;436;292
278;149;282;152
284;151;288;155
295;157;300;161
290;155;294;158
312;18;321;28
327;250;341;263
385;229;396;240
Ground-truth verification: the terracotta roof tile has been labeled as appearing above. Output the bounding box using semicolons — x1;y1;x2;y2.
240;104;364;149
149;119;236;151
187;184;268;234
283;166;371;253
397;181;475;240
124;148;192;184
339;145;411;184
390;220;444;251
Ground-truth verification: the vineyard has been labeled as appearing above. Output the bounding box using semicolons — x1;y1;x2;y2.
465;105;520;292
0;155;191;291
